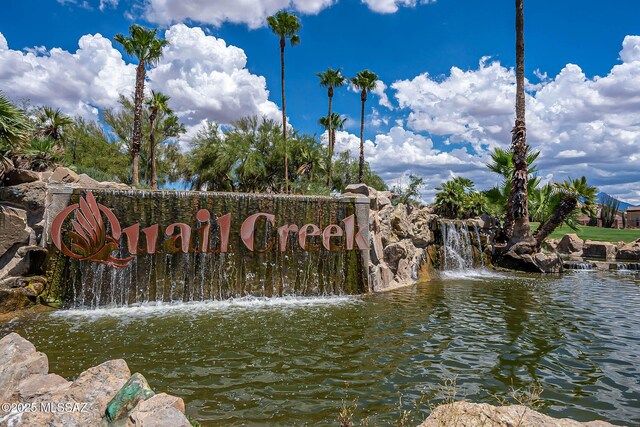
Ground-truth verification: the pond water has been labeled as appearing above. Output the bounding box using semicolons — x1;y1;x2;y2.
2;270;639;426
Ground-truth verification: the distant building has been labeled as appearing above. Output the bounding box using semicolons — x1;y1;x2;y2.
628;206;640;228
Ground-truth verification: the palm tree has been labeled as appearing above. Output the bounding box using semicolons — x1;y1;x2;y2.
534;177;597;247
267;10;301;193
317;68;346;186
114;25;168;186
0;92;31;179
506;0;531;243
36;107;73;142
146;91;171;190
319;112;347;188
350;70;378;183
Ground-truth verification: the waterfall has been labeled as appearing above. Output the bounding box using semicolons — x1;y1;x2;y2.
611;262;640;272
439;220;484;271
46;189;369;308
563;261;596;271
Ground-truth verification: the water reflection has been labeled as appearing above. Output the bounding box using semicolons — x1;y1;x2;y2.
1;271;639;425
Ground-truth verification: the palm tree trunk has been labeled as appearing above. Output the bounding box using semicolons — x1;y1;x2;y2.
326;93;333;187
132;61;146;186
358;91;366;183
507;0;531;242
534;197;577;247
280;37;288;193
149;110;158;190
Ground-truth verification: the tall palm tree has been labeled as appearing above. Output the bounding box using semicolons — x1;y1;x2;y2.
350;70;378;183
267;10;301;193
317;68;346;186
319;112;346;188
114;25;168;186
506;0;531;243
146;91;172;190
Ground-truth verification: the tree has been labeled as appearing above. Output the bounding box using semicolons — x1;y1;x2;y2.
505;0;532;244
600;194;621;228
350;70;378;183
392;174;424;206
36;107;73;144
331;151;387;193
319;112;347;190
0;92;31;179
267;10;301;193
114;25;168;185
317;68;346;186
534;177;597;247
434;177;476;218
146;91;172;190
104;95;184;187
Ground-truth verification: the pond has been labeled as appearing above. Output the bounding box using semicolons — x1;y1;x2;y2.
2;270;639;426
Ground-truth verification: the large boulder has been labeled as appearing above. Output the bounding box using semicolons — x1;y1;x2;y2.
617;238;640;261
0;276;47;313
48;166;80;184
419;402;615;426
557;233;584;255
390;203;411;239
582;240;618;260
0;333;49;402
127;393;190;427
408;208;435;248
0;206;31;257
4;169;40;186
0;245;49;280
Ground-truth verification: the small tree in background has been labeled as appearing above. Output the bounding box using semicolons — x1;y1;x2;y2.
600;194;621;228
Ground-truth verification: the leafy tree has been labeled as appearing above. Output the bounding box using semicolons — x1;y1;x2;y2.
534;177;597;247
505;0;532;242
350;70;378;183
392;174;424;206
331;151;387;193
104;95;184;187
317;68;346;186
600;194;620;228
267;10;301;193
114;25;169;185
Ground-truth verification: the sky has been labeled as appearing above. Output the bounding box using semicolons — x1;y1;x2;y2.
1;0;639;203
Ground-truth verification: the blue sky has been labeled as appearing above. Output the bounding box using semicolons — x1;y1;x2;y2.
1;0;639;202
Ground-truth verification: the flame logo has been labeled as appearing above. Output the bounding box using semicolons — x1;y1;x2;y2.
51;191;134;269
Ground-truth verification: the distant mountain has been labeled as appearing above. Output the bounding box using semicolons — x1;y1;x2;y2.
597;192;637;211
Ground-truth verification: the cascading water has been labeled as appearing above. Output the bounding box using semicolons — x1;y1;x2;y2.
439;220;485;272
46;189;369;308
564;261;596;271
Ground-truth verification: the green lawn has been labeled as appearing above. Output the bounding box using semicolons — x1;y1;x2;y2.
530;222;640;243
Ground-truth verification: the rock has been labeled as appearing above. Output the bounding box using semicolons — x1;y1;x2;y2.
543;238;559;252
0;246;49;280
77;173;100;188
383;241;409;274
533;252;563;273
0;181;47;217
369;212;385;265
617;239;640;260
19;359;132;426
0;333;49;402
99;181;131;190
408;208;435;248
0;276;47;313
344;183;370;197
498;239;563;273
390;203;411;239
15;373;71;401
0;206;30;257
367;187;379;210
557;234;584;255
127;393;190;427
419;402;616;426
377;205;397;246
4;169;40;186
106;373;155;422
582;241;617;260
377;194;391;208
48;166;80;184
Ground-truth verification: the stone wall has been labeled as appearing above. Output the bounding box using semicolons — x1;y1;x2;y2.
0;167;129;313
344;184;438;292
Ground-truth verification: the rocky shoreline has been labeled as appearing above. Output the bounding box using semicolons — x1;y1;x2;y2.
0;332;192;426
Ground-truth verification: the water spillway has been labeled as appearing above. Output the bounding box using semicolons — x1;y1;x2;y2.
438;219;485;272
45;189;370;308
